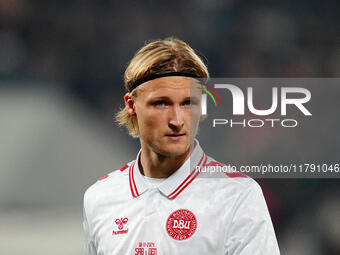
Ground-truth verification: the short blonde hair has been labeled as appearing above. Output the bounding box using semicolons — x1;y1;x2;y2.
116;37;209;137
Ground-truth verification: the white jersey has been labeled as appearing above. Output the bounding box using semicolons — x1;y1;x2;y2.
83;140;280;255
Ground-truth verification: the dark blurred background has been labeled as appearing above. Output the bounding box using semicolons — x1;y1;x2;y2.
0;0;339;254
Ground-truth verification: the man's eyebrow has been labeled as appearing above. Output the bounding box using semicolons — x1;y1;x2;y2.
182;96;193;101
148;96;171;101
148;96;199;102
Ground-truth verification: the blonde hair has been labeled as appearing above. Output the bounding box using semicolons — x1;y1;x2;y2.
116;37;209;137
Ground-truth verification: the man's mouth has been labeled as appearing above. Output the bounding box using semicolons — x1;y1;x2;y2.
165;134;185;137
165;133;185;140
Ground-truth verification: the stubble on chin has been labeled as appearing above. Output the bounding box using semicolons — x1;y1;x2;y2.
147;139;191;158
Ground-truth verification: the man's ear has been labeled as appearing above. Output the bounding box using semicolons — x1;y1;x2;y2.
124;93;136;116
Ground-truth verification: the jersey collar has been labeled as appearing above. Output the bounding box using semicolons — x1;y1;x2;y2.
128;139;207;199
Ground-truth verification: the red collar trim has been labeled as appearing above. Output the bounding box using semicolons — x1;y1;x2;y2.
167;153;207;199
128;161;139;197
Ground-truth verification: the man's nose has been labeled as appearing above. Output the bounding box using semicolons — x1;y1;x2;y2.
168;106;184;129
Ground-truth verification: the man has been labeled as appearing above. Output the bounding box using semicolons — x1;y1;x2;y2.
83;38;280;254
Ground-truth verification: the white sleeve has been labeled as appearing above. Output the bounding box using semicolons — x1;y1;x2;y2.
83;205;97;255
225;181;280;255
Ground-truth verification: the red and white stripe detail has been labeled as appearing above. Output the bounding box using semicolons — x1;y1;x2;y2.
167;153;208;199
99;174;109;181
205;161;247;178
128;153;209;199
120;164;129;172
129;161;139;198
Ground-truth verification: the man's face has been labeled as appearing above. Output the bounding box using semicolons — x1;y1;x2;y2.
132;76;202;157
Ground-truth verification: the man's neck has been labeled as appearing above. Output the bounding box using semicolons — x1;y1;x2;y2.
139;143;194;178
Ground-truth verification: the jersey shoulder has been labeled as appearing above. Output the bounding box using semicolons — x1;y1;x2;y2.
84;160;134;202
97;161;131;181
200;156;256;188
196;156;262;201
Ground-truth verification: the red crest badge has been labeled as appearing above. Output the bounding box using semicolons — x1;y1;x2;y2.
166;209;197;240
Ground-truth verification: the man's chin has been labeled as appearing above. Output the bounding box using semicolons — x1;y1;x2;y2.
153;143;190;157
159;150;188;157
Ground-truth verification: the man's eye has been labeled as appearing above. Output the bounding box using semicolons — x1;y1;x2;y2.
183;100;194;106
153;101;166;106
